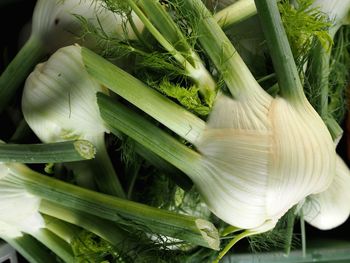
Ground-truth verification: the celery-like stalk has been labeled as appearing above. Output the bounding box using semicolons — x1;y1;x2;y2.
214;0;256;29
30;228;74;263
82;47;205;144
4;234;59;263
254;0;305;103
42;215;81;245
4;163;220;250
0;37;45;112
87;135;126;198
97;93;202;178
40;200;135;249
126;0;216;105
0;140;95;163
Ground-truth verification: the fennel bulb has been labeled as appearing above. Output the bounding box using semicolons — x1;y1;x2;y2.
22;45;107;143
22;45;125;197
32;0;136;53
193;92;335;230
82;0;337;233
0;0;141;113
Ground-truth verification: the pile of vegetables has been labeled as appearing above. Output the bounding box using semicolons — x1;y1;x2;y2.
0;0;349;262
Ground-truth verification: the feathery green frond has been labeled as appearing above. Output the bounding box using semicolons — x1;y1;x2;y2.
153;79;210;117
279;0;332;69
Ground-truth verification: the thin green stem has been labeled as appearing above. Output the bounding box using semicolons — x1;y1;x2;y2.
128;0;216;104
88;135;126;198
308;38;344;142
97;93;202;178
177;0;264;99
284;206;296;256
214;230;257;263
0;36;45;113
325;117;343;143
254;0;305;103
0;140;95;163
4;234;59;263
214;0;256;30
126;0;190;69
309;42;330;119
300;211;307;258
31;228;74;263
82;47;205;144
135;0;193;56
6;163;219;250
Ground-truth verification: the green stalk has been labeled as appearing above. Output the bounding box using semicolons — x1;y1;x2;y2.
135;143;193;191
88;135;126;198
213;230;257;263
254;0;305;103
214;0;256;29
0;36;45;113
40;199;135;248
307;34;344;142
101;124;193;190
176;0;264;99
0;140;95;163
126;0;190;69
325;116;343;142
129;0;216;104
4;234;59;263
5;163;219;250
82;47;205;144
284;206;297;256
309;42;330;119
30;228;74;263
97;93;202;178
300;210;307;257
135;0;193;56
43;215;81;244
40;201;169;261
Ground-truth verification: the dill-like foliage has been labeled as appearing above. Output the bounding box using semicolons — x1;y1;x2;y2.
248;209;300;254
328;26;350;123
151;78;210;117
73;13;138;59
72;230;131;263
101;0;130;15
279;0;332;70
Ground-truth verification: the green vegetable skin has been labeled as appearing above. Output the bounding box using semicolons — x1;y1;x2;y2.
0;0;349;262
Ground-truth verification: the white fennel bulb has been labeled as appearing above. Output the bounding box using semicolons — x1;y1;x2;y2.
192;92;336;230
303;155;350;230
32;0;140;53
0;162;44;238
22;45;107;143
22;45;125;197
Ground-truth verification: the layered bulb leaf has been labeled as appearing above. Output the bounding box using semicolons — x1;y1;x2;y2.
32;0;140;53
192;91;336;230
0;162;44;239
302;154;350;230
22;45;107;143
22;45;125;197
